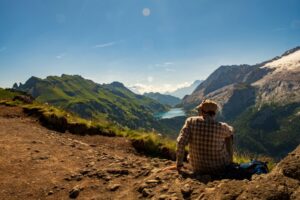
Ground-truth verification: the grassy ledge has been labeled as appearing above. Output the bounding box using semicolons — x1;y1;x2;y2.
0;98;275;169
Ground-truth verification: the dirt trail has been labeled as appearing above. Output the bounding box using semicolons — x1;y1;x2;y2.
0;106;169;199
0;105;299;200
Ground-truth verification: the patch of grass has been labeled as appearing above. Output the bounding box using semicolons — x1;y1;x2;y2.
0;98;277;169
0;88;22;100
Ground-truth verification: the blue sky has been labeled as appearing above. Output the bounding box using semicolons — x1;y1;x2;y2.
0;0;300;93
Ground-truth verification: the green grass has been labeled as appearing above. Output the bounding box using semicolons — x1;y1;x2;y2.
0;88;21;100
14;74;168;130
1;95;276;170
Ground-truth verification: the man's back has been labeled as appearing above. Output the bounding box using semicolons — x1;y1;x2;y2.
177;115;233;174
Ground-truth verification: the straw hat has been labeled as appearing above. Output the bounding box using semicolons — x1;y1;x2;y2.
197;99;218;113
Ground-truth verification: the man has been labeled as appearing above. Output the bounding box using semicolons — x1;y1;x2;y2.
176;99;233;174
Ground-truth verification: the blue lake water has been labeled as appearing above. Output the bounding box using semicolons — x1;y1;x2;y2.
156;108;186;119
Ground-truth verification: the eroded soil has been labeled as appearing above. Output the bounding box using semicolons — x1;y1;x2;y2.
0;105;299;200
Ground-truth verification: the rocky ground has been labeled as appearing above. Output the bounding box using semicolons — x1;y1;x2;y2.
0;105;299;200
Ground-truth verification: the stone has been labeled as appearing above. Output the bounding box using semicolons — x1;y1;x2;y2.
181;184;192;197
69;186;82;199
137;183;148;193
160;185;169;192
106;169;129;175
79;168;92;175
108;184;121;191
158;194;169;200
146;179;160;184
142;188;152;197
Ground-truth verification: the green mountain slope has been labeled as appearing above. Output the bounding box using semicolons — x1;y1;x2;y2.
233;103;300;158
14;74;168;129
144;92;181;107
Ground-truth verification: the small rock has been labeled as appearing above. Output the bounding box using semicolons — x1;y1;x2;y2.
47;191;54;195
146;179;160;184
69;186;82;199
158;194;169;200
160;185;169;192
38;156;49;160
153;163;160;167
108;184;121;191
142;188;152;197
90;185;99;189
86;162;95;167
70;144;76;148
137;183;148;193
181;184;192;197
106;169;129;175
79;168;92;175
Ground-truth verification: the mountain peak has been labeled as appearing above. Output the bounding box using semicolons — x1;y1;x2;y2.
263;48;300;71
110;81;125;88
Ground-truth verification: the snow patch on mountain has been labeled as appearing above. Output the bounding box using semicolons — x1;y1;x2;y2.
263;49;300;72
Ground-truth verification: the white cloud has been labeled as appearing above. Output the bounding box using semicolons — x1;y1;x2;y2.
56;53;66;59
128;81;193;94
165;68;176;72
94;41;116;48
149;62;176;72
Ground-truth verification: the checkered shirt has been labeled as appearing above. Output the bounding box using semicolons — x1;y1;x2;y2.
176;115;233;174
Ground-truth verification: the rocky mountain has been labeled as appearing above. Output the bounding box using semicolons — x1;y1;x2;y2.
166;80;203;99
144;92;181;107
13;74;168;129
182;47;300;158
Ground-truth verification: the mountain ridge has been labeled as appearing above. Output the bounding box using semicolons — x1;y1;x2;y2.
144;92;181;107
13;74;168;130
182;46;300;158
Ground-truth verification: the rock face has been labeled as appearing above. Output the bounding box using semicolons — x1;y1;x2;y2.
182;47;300;158
135;145;300;200
183;47;300;110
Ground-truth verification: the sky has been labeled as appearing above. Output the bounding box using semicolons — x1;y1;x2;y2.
0;0;300;93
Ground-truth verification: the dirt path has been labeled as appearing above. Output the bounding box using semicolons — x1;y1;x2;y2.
1;105;299;200
0;106;175;199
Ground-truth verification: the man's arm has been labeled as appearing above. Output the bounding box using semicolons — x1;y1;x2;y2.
222;123;234;162
176;118;191;170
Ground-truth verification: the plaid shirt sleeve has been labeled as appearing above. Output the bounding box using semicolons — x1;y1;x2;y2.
176;118;191;167
221;122;234;138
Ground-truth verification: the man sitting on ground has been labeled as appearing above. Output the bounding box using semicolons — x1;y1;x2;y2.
176;99;233;174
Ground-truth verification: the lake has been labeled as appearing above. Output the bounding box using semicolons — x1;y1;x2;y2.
156;108;186;119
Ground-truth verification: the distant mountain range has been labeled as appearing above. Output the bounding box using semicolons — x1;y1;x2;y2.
144;92;181;107
166;80;203;99
11;47;300;159
183;47;300;158
13;74;168;129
